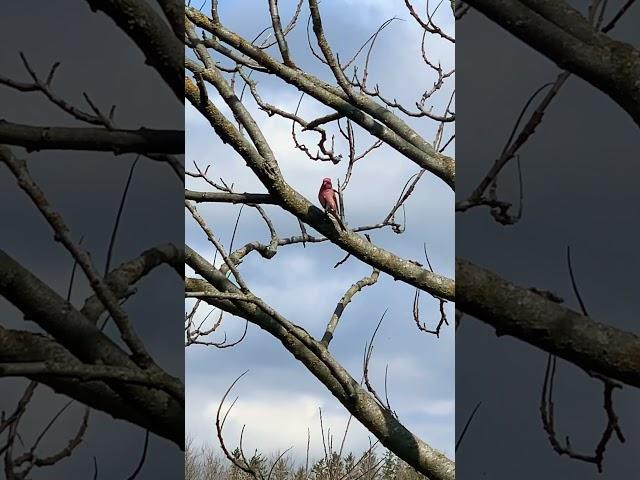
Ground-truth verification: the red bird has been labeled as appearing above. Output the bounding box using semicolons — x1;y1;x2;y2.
318;177;346;230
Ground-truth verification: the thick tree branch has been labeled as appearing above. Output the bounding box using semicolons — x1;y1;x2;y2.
0;121;183;154
85;0;184;102
185;10;455;187
185;75;454;301
0;362;182;400
185;190;278;204
0;250;184;445
465;0;640;126
185;246;455;480
155;0;183;38
81;243;183;323
456;259;640;389
0;326;183;445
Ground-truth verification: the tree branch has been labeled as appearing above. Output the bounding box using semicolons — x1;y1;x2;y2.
0;250;184;445
185;75;454;300
185;190;278;204
465;0;640;126
185;246;455;480
0;326;183;445
85;0;184;102
185;10;455;187
457;259;640;389
0;121;183;154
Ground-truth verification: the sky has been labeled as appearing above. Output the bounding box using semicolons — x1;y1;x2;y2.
185;0;456;465
3;1;635;478
456;2;640;478
0;1;183;478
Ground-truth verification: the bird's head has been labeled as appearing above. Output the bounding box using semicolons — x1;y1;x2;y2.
321;177;333;189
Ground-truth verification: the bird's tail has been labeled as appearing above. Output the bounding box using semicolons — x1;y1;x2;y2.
331;211;347;231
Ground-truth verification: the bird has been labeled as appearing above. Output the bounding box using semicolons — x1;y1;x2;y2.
318;177;346;230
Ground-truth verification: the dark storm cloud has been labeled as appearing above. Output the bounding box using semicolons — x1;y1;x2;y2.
457;3;640;478
1;1;183;478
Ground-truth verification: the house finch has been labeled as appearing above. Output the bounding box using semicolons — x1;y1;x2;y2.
318;177;346;230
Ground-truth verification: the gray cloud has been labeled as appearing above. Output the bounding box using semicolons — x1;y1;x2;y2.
1;1;183;477
457;4;639;478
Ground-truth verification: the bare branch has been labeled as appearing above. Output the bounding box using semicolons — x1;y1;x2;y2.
0;121;183;155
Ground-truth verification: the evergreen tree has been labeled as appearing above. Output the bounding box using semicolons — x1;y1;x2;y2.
343;452;356;480
271;454;291;480
310;457;327;480
358;450;379;480
327;451;344;479
293;465;307;480
381;450;397;480
229;448;245;480
248;452;268;478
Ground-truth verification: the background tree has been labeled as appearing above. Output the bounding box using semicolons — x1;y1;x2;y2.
456;0;639;475
185;442;425;480
0;1;184;477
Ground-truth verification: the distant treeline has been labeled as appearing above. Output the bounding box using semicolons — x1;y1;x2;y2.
186;441;427;480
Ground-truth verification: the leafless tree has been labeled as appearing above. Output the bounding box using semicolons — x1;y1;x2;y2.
1;1;184;477
456;0;639;472
184;1;454;480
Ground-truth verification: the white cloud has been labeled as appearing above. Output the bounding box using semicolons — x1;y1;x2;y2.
414;400;455;417
187;384;375;461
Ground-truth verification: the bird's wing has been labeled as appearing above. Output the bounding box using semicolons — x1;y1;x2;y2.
332;190;340;215
319;191;326;208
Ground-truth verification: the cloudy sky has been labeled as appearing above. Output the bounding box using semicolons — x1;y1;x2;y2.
185;0;455;464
